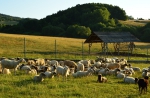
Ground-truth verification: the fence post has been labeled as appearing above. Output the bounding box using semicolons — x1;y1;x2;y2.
24;37;26;58
82;42;83;60
55;40;56;59
147;48;148;62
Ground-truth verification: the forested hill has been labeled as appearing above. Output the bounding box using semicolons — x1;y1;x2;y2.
0;3;150;42
0;13;22;21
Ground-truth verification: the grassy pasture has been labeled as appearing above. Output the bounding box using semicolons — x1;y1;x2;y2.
119;20;150;26
0;33;150;97
0;63;150;98
0;33;150;61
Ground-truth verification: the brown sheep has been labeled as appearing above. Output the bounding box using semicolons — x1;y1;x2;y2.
62;60;77;71
138;76;149;94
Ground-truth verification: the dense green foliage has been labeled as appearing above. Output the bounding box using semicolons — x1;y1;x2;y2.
0;3;150;42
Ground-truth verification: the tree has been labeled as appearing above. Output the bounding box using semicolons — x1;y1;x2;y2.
66;25;91;38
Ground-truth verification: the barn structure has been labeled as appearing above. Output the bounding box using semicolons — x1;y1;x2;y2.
84;31;140;55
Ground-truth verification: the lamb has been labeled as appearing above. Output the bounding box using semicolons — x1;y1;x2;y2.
1;58;26;74
2;68;11;74
56;65;70;81
123;76;138;84
97;74;107;83
137;76;149;94
44;71;56;78
33;72;46;82
72;68;94;78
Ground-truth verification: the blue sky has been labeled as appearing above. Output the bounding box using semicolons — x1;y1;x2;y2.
0;0;150;20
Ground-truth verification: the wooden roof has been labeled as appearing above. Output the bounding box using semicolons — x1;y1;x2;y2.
84;31;140;43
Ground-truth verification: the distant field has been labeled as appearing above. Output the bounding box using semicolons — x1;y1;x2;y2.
119;20;150;26
0;33;150;61
0;21;18;25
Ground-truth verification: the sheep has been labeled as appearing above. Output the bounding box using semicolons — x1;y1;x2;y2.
26;68;37;75
72;68;94;78
1;58;26;74
44;71;56;78
123;76;138;84
62;60;77;70
106;62;121;70
142;70;150;77
116;71;125;79
98;67;109;76
56;65;70;81
97;74;107;83
92;61;102;68
33;72;46;82
35;58;45;66
76;63;84;71
26;59;35;65
137;76;149;94
46;60;59;67
30;65;48;73
128;64;141;72
2;68;11;74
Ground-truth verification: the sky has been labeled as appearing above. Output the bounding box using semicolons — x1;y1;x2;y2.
0;0;150;20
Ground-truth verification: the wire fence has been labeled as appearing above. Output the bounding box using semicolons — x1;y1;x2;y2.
1;37;149;62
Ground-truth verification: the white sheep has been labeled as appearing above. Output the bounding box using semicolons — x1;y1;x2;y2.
2;68;11;74
72;68;94;78
35;58;45;66
44;71;56;78
26;68;37;75
77;63;84;71
33;72;46;82
123;76;138;84
142;70;150;77
116;71;125;79
46;60;59;66
56;65;70;81
1;58;26;74
106;62;121;70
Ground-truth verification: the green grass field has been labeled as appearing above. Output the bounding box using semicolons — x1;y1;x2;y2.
0;63;150;98
0;33;150;98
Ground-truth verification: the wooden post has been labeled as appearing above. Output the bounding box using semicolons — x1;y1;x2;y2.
89;43;92;54
24;37;26;58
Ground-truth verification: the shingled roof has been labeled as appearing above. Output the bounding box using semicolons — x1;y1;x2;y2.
84;31;140;43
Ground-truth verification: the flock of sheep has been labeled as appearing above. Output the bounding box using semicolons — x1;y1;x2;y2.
0;56;149;94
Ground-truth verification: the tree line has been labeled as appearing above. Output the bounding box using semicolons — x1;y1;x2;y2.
0;3;150;42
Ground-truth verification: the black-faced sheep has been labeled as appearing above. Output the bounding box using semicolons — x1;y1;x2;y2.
97;74;107;83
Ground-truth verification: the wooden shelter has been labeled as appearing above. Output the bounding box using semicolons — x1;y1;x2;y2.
84;31;140;54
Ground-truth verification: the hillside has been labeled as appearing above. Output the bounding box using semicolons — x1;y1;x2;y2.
0;3;150;42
